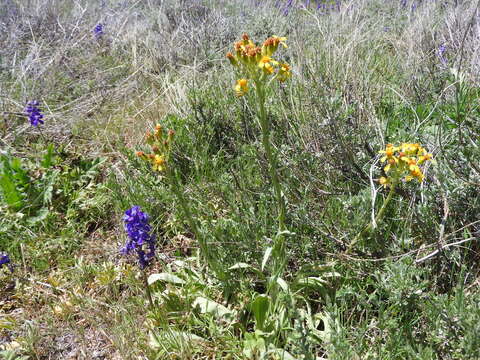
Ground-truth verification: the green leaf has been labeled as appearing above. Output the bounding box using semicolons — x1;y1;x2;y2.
276;277;289;291
229;262;264;278
267;345;297;360
250;294;270;331
148;273;185;285
41;143;55;168
149;330;205;349
27;208;50;225
0;172;24;210
261;246;272;272
192;296;234;319
243;332;266;358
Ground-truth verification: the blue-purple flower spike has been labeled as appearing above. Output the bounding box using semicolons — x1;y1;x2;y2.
122;206;156;269
0;252;12;272
438;44;447;65
25;100;44;127
93;23;104;38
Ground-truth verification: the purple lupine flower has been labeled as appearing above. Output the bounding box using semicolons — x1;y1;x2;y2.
0;252;12;272
283;0;293;16
438;44;447;65
25;100;44;126
121;206;156;269
93;23;104;38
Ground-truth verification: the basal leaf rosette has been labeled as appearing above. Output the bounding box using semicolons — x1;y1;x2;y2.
226;33;291;96
379;143;434;187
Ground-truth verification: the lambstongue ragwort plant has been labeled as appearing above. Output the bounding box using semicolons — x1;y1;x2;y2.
136;124;223;278
348;143;434;252
227;34;291;279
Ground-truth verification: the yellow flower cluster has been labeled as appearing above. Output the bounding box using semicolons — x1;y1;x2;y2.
226;33;291;96
136;124;174;173
379;143;433;187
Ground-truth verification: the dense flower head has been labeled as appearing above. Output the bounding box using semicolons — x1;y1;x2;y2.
0;252;12;272
121;206;156;269
93;23;104;37
25;100;44;126
379;143;434;187
227;33;291;96
137;124;175;173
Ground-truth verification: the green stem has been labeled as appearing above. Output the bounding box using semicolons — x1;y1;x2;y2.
142;270;154;310
255;81;286;233
348;181;397;253
254;80;288;280
167;168;220;276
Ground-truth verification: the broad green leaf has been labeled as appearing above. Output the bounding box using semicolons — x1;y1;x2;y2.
149;330;205;349
229;262;264;278
243;332;266;358
0;173;24;210
148;273;185;285
250;294;270;331
192;296;234;319
267;344;297;360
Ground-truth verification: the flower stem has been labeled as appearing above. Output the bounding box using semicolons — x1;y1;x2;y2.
348;181;397;253
142;270;154;310
254;80;287;279
255;81;286;233
167;168;222;277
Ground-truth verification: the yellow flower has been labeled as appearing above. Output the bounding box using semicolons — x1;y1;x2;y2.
379;144;399;162
418;153;433;164
408;164;424;182
152;154;166;172
235;78;249;96
379;176;390;188
383;157;398;173
258;56;278;74
277;63;291;82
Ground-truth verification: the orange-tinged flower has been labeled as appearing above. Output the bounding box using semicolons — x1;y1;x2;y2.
418;153;433;164
235;78;249;96
378;142;433;186
226;52;237;66
262;35;287;56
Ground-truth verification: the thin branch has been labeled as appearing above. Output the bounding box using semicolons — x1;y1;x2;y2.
415;236;478;264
